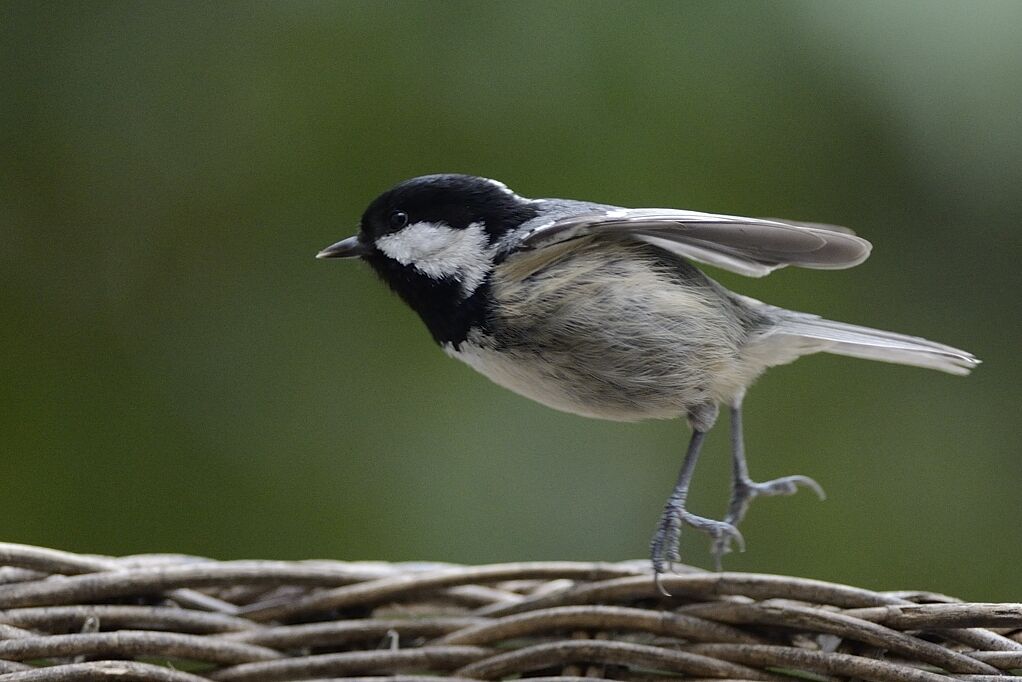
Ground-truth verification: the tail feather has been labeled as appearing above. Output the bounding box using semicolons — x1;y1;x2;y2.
769;311;980;376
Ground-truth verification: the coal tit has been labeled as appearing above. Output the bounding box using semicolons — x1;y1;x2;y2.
318;174;978;584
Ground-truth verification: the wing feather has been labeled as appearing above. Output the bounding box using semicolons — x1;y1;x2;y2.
517;208;872;277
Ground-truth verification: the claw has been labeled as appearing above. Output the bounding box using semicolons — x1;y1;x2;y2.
795;475;827;501
746;474;827;501
652;499;743;586
683;513;744;549
726;525;746;552
650;521;676;597
653;570;671;597
712;547;725;573
710;472;826;570
710;527;747;570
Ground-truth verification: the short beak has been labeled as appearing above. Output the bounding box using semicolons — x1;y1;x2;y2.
316;235;369;259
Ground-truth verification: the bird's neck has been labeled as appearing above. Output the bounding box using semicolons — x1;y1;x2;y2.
367;254;490;347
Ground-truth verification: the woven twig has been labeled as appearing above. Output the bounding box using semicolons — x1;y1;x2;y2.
0;543;1019;681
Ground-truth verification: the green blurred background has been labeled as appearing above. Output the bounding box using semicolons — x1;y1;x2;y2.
2;1;1019;600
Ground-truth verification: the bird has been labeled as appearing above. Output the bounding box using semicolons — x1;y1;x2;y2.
317;173;978;585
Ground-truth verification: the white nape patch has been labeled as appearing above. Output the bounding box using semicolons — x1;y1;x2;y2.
482;177;515;195
482;177;541;204
376;221;493;296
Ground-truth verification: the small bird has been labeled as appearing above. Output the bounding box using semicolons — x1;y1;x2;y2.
317;174;978;584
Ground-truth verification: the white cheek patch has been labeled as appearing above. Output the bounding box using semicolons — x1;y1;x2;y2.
376;221;493;296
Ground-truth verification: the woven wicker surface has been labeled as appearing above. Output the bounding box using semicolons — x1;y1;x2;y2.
0;544;1019;681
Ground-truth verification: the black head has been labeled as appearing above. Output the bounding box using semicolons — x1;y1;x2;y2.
360;174;540;244
317;174;541;346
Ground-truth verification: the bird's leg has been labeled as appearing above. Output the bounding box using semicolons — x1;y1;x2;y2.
650;411;743;593
710;395;826;568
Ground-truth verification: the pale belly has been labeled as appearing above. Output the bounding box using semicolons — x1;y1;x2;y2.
442;240;771;421
444;339;684;421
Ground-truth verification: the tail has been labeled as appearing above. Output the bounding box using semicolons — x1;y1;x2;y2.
765;309;980;376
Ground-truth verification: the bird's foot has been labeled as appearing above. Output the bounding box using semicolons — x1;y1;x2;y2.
740;474;826;500
710;474;826;568
650;502;743;595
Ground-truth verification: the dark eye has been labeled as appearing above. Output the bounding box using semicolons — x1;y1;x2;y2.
389;210;408;229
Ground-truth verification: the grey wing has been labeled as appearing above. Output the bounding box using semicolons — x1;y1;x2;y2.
517;207;872;277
